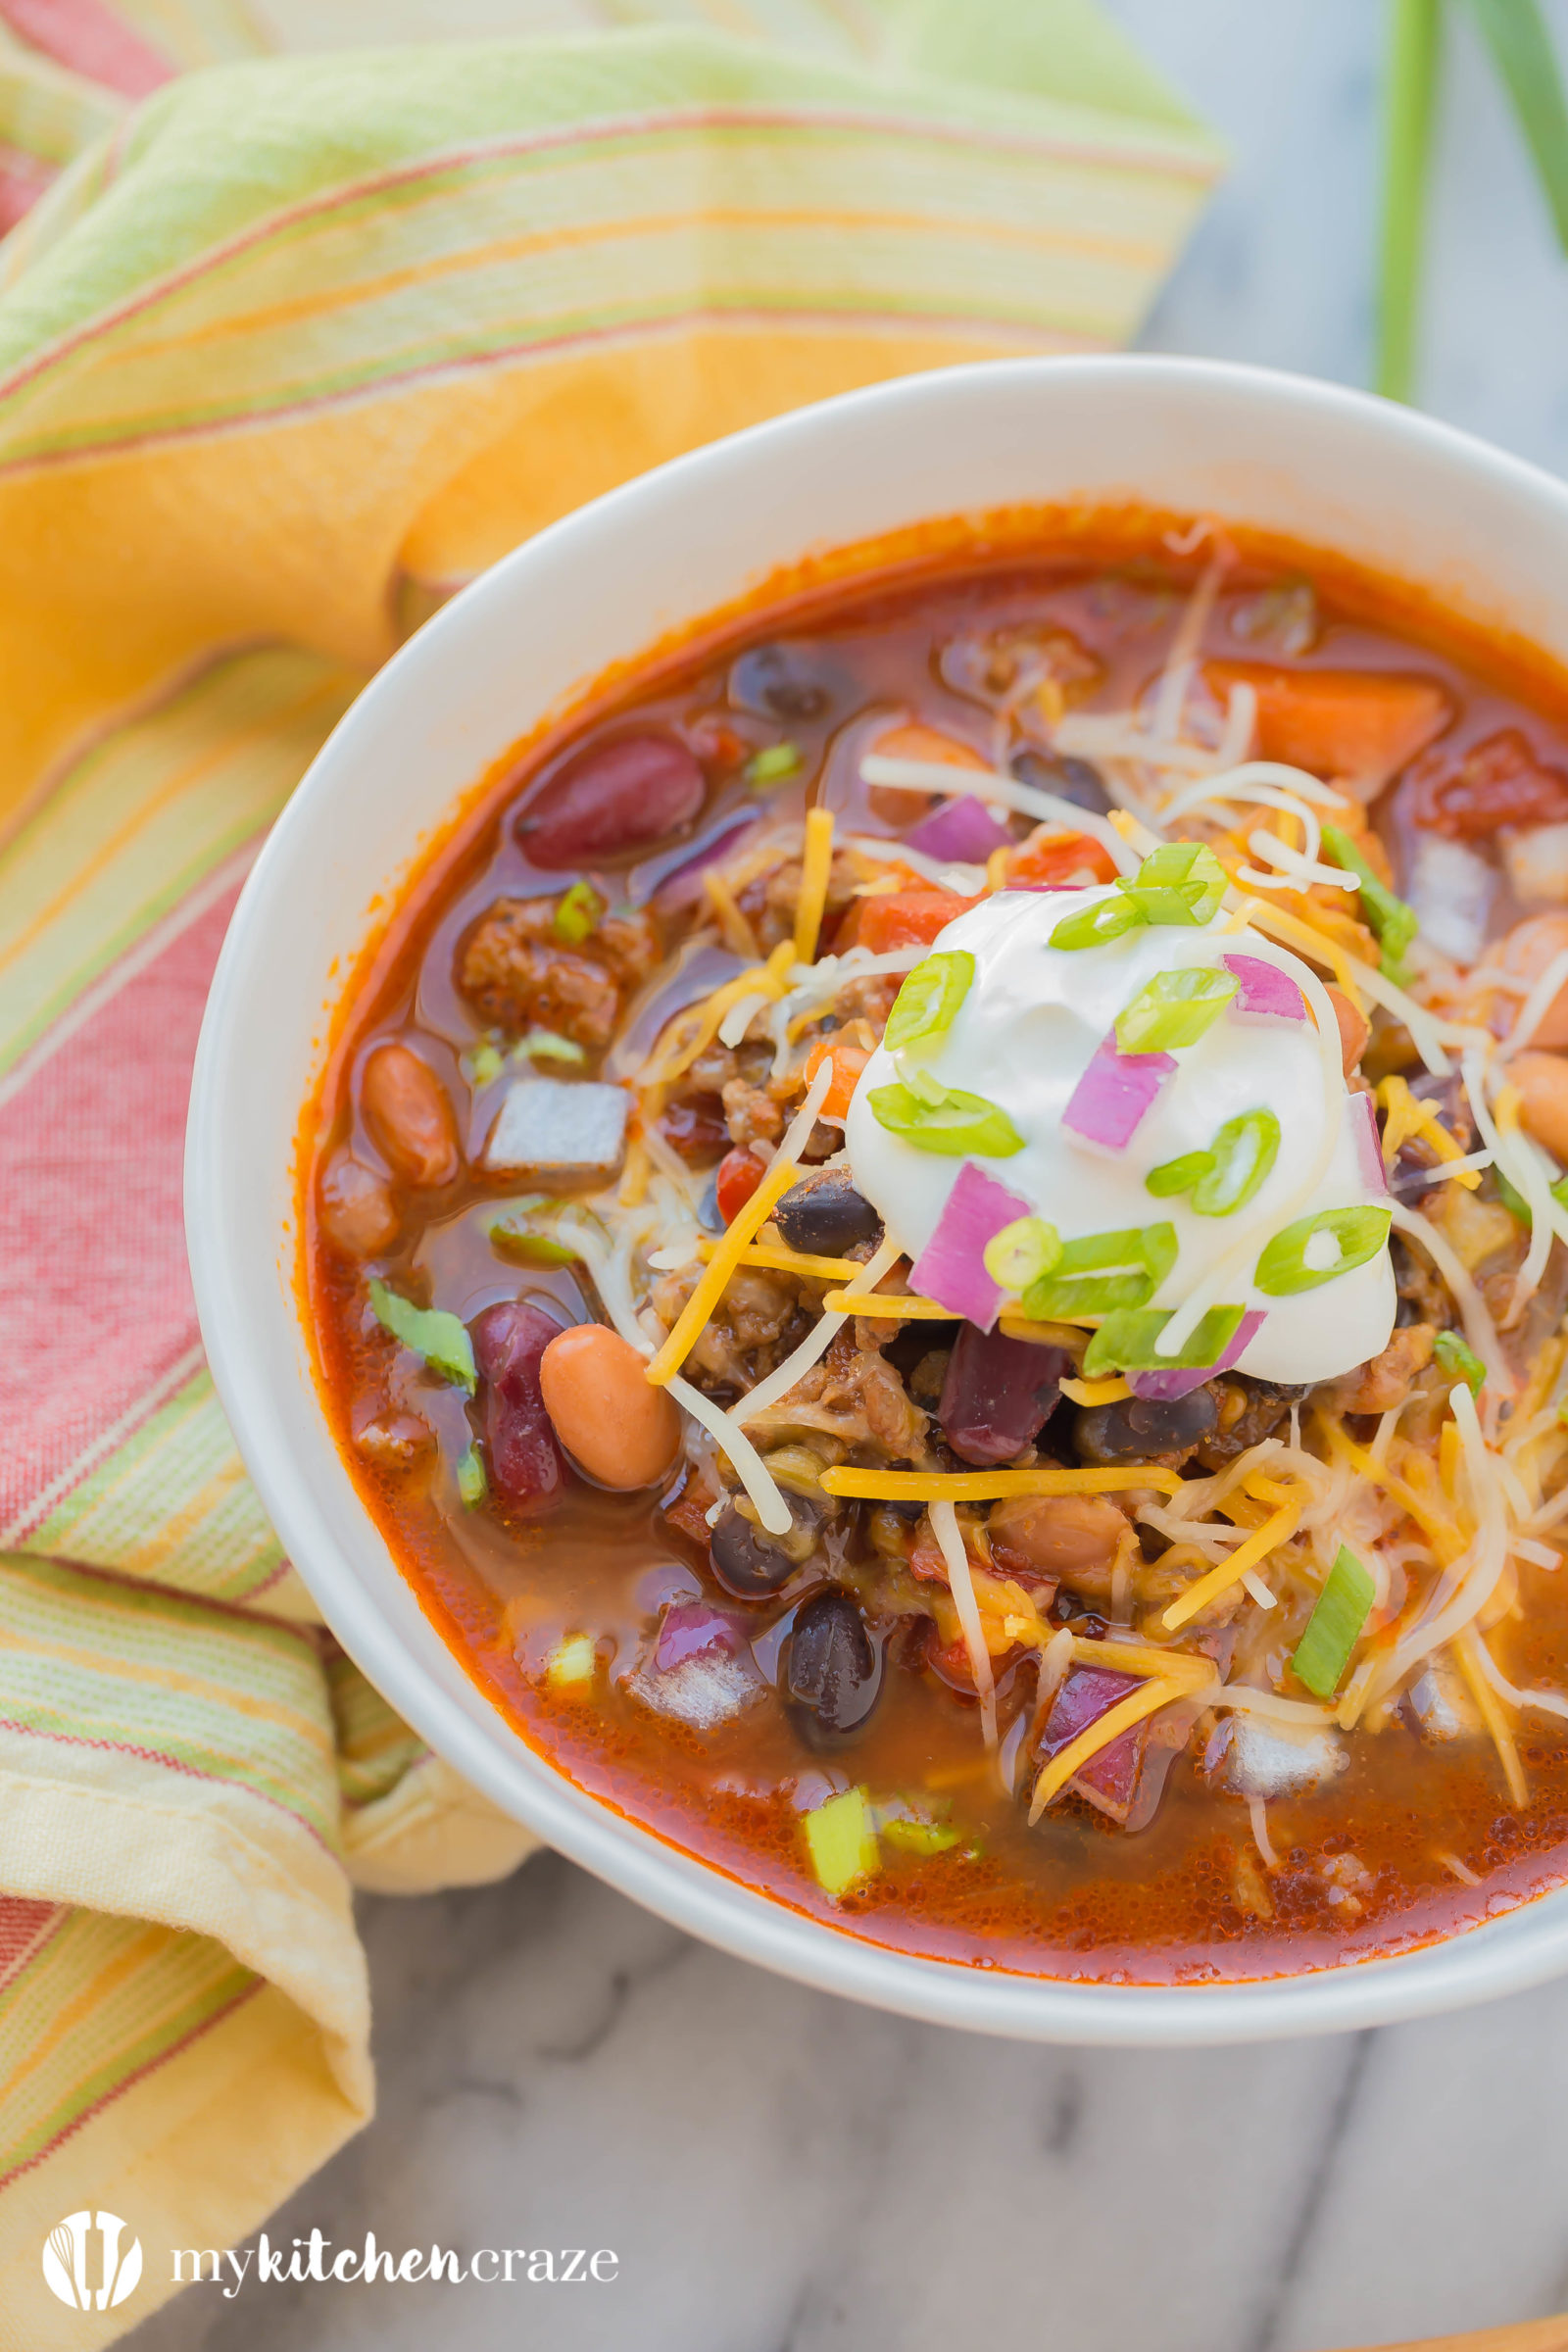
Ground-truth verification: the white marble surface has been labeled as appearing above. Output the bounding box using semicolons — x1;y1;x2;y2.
128;8;1568;2347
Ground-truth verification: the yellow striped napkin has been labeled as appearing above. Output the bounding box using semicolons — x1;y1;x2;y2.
0;4;1219;2341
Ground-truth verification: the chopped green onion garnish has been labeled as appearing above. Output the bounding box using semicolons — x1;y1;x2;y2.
1191;1107;1281;1218
553;880;605;946
545;1632;598;1690
884;950;975;1055
1115;965;1239;1054
1146;1149;1215;1199
456;1444;488;1508
461;1042;504;1086
982;1213;1061;1293
745;740;804;788
518;1028;587;1066
803;1786;880;1897
1116;841;1228;927
882;1816;962;1856
1254;1205;1392;1297
1083;1303;1247;1377
1023;1221;1177;1320
368;1279;476;1393
1434;1329;1486;1396
1291;1544;1376;1699
1050;893;1147;952
1321;824;1418;983
488;1211;579;1266
868;1078;1023;1157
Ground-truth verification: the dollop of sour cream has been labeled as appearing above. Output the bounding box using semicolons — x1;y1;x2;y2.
844;887;1396;1386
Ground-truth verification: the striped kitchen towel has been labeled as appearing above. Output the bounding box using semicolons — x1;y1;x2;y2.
0;4;1220;2341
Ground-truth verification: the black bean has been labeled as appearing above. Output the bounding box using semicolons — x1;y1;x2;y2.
773;1168;883;1257
784;1586;881;1743
1012;747;1110;815
1074;1388;1218;1464
728;642;854;725
709;1505;798;1598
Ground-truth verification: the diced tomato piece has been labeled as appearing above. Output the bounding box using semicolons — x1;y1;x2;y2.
1407;726;1568;839
1006;829;1117;887
714;1145;766;1223
803;1034;871;1119
1204;660;1453;793
856;890;983;954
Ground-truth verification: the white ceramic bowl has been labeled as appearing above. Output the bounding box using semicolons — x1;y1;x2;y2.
188;355;1568;2042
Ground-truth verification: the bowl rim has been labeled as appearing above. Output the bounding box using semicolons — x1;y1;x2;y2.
187;351;1568;2043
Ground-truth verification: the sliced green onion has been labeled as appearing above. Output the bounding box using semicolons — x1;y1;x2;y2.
545;1632;598;1690
745;740;804;788
1434;1329;1486;1396
1050;894;1146;952
884;950;976;1055
1466;0;1568;258
1321;823;1418;983
1254;1205;1393;1297
982;1213;1061;1293
368;1278;476;1393
488;1210;579;1266
868;1079;1024;1157
1116;841;1228;928
519;1027;587;1066
803;1786;880;1897
1494;1167;1568;1227
882;1815;962;1856
1146;1149;1215;1199
1115;965;1239;1054
1291;1544;1376;1699
553;880;605;946
461;1041;504;1086
1376;0;1442;405
1191;1107;1281;1218
1082;1303;1247;1376
456;1444;488;1508
1022;1221;1177;1320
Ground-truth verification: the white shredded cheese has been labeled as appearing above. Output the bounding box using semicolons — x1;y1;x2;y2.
731;1232;902;1426
666;1373;793;1539
1494;945;1568;1063
1387;1200;1511;1394
930;1497;998;1750
857;754;1140;876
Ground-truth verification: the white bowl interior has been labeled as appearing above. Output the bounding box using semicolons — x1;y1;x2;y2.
188;356;1568;2041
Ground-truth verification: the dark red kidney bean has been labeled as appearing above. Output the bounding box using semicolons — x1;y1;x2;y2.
938;1326;1068;1467
472;1299;568;1511
773;1168;883;1258
515;732;705;868
1074;1388;1218;1465
709;1504;798;1598
784;1586;881;1744
659;1095;729;1164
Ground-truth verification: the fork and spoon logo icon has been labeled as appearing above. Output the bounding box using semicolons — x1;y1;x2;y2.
42;2210;143;2311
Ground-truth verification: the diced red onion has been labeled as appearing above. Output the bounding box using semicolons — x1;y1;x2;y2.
909;1158;1033;1329
1352;1089;1388;1195
1063;1032;1176;1154
627;810;760;906
939;1324;1069;1464
1041;1666;1146;1821
1126;1310;1266;1402
655;1599;744;1673
904;794;1012;863
1222;953;1307;1026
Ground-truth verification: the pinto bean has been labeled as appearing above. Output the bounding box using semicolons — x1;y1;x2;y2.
1325;984;1370;1077
538;1323;681;1490
1499;913;1568;1049
360;1042;462;1187
318;1149;400;1256
1509;1049;1568;1162
988;1494;1127;1590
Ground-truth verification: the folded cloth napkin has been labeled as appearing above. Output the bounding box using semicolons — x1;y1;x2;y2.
0;3;1218;2339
